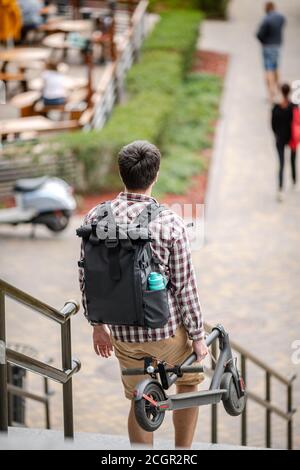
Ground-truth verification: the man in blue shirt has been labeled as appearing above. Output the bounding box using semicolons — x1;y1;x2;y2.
256;2;286;101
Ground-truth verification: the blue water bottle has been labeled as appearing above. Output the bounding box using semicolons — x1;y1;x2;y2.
148;272;166;291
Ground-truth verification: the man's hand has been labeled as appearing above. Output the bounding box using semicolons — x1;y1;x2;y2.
193;338;209;362
93;324;113;358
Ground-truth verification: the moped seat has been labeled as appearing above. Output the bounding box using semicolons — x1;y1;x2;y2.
14;176;49;193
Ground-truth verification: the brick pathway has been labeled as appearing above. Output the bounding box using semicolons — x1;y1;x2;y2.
194;0;300;448
0;0;299;449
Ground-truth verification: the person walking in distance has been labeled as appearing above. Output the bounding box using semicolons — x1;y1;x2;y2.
272;84;299;201
78;141;208;448
256;2;286;102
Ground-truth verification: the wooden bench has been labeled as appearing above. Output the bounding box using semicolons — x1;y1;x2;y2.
0;116;79;140
34;88;89;118
42;33;72;51
0;108;95;143
0;72;26;83
9;91;41;118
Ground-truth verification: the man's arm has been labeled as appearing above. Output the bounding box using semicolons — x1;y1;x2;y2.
169;226;204;340
169;222;207;360
256;19;269;44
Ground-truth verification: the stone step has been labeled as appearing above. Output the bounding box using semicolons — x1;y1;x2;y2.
0;427;266;450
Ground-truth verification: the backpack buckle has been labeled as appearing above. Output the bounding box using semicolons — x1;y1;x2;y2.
105;237;119;248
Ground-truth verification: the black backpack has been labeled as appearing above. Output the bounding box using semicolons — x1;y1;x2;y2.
76;201;170;328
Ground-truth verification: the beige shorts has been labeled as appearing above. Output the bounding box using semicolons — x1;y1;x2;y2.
112;325;204;400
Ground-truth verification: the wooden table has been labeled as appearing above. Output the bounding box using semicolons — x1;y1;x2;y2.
0;48;51;66
40;20;93;34
0;116;78;138
28;75;88;92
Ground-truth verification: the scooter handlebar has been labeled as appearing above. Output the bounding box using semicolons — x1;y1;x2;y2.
122;365;204;376
179;328;220;369
121;328;221;377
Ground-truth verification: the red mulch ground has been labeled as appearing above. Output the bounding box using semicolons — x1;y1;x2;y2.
193;50;229;78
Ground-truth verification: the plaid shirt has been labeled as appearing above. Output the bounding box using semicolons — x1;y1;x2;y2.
78;192;204;342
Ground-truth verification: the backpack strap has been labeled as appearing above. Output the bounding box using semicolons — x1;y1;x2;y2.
98;202;121;281
134;202;166;229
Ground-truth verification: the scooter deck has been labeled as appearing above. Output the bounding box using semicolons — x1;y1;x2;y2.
159;389;226;411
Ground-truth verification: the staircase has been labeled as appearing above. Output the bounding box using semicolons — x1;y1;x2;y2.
0;278;297;449
0;427;264;450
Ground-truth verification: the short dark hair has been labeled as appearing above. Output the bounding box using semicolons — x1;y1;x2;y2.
265;2;275;13
118;141;161;191
281;83;291;98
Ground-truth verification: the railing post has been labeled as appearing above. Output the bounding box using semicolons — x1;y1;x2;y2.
0;290;8;432
241;354;247;446
287;383;293;450
61;318;74;439
211;340;218;444
266;372;271;448
7;364;13;426
44;378;51;430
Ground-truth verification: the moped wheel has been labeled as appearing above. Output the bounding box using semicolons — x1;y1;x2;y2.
134;382;166;432
46;213;70;232
221;372;246;417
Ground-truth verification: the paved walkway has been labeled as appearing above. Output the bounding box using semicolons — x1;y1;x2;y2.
0;0;299;450
194;0;300;448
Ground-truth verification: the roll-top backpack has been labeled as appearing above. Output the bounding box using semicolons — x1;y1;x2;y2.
76;201;170;329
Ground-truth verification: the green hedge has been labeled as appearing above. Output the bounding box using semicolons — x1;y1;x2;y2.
155;73;221;196
198;0;229;18
149;1;201;12
149;0;229;18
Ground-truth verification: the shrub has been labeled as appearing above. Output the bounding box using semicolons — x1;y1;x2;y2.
144;11;202;74
149;1;201;12
149;0;229;18
55;91;174;192
126;51;182;95
155;73;222;195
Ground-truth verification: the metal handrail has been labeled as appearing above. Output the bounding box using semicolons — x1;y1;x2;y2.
6;348;81;384
205;322;297;449
0;278;78;324
0;278;80;438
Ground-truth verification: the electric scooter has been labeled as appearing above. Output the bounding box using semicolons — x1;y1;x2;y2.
0;176;76;234
122;325;246;432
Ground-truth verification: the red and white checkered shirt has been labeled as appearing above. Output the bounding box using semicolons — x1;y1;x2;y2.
78;192;204;342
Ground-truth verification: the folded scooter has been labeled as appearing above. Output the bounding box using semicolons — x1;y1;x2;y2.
122;324;246;432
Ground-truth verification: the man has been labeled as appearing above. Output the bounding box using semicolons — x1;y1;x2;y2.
256;2;286;101
79;141;208;448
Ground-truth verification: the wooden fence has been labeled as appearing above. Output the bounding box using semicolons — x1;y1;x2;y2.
90;0;148;129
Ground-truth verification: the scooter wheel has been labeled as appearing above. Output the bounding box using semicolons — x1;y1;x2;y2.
46;214;70;232
134;382;166;432
221;372;246;417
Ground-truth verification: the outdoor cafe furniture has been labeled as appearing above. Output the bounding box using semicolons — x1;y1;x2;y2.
0;48;51;93
28;75;88;93
0;48;51;70
9;91;42;118
0;116;78;140
39;19;93;35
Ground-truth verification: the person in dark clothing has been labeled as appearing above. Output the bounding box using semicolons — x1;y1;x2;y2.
256;2;286;101
272;83;297;201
